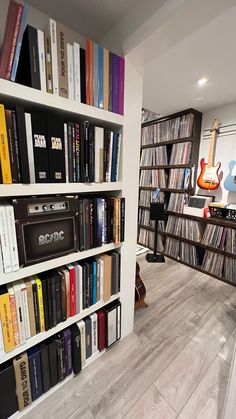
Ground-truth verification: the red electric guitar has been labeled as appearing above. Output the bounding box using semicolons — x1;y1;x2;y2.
197;119;221;190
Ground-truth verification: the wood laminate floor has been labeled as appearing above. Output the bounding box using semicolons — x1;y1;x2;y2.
24;256;236;419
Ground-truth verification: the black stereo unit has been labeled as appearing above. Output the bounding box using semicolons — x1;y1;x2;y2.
13;196;78;267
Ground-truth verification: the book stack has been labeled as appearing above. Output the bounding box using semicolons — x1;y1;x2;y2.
0;299;121;418
167;193;188;213
169;142;192;165
168;168;191;190
140;146;168;166
0;104;121;184
0;1;125;115
140;169;167;188
0;251;120;354
165;215;203;241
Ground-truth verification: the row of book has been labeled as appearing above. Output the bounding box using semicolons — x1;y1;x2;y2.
168;168;191;190
139;169;167;188
169;142;192;165
164;238;198;266
0;299;121;419
0;196;125;273
140;146;167;166
138;208;155;229
202;225;236;254
0;251;120;353
141;113;194;145
139;190;165;207
167;193;187;213
202;252;236;282
138;228;164;252
0;104;121;184
140;141;192;167
165;216;203;242
0;1;125;114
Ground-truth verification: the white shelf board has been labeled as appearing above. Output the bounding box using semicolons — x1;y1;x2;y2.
0;181;123;197
0;242;122;285
0;294;119;364
0;78;124;126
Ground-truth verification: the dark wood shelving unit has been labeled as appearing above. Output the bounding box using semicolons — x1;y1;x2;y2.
139;186;192;193
140;136;193;149
167;211;236;229
140;164;193;170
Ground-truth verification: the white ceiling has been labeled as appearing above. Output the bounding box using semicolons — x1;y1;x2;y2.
26;0;138;41
142;4;236;116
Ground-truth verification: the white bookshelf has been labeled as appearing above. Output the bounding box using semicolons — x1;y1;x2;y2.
0;293;119;364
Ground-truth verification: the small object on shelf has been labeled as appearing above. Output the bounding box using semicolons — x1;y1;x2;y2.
146;202;165;263
183;195;214;217
135;262;148;310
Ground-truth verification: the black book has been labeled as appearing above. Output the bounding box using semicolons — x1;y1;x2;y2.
16;25;41;90
93;197;98;248
83;121;89;182
39;275;50;331
48;338;58;387
78;199;86;251
120;197;125;242
79;122;85;182
47;113;66;182
50;273;57;327
15;106;30;183
0;361;19;419
31;112;49;182
88;125;95;182
46;274;53;329
108;52;113;112
89;200;94;248
5;109;19;183
58;270;67;322
70;323;82;375
80;47;86;104
54;271;62;324
84;198;90;250
55;333;66;382
72;123;76;182
39;342;51;393
103;129;110;182
12;110;21;183
32;279;40;334
67;122;73;183
84;261;91;308
84;316;92;359
75;123;80;182
27;346;43;401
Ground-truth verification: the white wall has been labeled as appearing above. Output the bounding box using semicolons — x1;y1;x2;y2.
197;102;236;204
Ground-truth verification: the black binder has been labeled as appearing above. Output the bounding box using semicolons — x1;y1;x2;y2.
15;106;30;183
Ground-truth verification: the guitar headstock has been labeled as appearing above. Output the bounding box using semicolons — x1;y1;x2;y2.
211;119;221;133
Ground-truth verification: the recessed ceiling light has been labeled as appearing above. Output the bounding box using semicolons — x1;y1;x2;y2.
197;78;208;86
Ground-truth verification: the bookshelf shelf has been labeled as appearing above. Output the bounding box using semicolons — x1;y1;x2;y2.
0;182;123;197
167;211;236;229
140;164;193;170
140;137;193;149
0;293;120;364
0;242;122;285
0;78;124;127
139;186;191;193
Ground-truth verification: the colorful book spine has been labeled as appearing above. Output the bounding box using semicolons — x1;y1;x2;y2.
6;2;23;80
86;39;91;105
112;54;120;114
11;4;28;81
119;57;125;115
103;48;109;111
98;46;104;109
0;0;18;79
0;291;15;352
0;104;12;184
35;276;45;332
93;43;98;107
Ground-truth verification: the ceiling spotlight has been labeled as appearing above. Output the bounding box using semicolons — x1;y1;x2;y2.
197;78;208;86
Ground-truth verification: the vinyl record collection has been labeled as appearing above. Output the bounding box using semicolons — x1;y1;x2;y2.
141;113;194;146
165;215;203;241
167;193;188;212
0;1;125;114
140;146;168;167
138;227;164;251
167;168;191;190
202;225;236;253
140;169;167;188
0;299;121;418
138;208;155;229
139;190;165;207
0;104;121;184
169;142;192;165
202;251;224;277
164;237;198;266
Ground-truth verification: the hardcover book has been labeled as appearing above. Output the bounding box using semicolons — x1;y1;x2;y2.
31;112;49;182
84;316;92;359
15;106;30;183
57;23;68;98
55;332;66;381
27;345;43;401
0;361;19;418
80;47;86;104
13;352;32;411
48;338;58;387
0;104;12;184
47;113;66;182
0;0;19;79
40;341;51;393
70;323;82;374
63;328;72;376
0;287;15;352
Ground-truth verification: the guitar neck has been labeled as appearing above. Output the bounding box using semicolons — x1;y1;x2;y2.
207;130;217;167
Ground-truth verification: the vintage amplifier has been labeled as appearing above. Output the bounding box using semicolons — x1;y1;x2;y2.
12;195;79;267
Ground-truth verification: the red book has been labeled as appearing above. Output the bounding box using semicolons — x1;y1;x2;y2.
0;0;18;79
6;2;23;80
97;309;106;351
67;264;76;316
86;39;91;105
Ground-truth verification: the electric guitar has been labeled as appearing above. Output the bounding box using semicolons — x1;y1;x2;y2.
224;160;236;192
197;119;221;190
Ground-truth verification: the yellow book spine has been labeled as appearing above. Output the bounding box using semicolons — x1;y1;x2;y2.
0;293;15;352
0;104;12;184
35;276;45;332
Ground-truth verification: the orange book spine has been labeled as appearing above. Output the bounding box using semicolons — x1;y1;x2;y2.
0;293;15;352
86;39;91;105
0;104;12;183
8;291;20;347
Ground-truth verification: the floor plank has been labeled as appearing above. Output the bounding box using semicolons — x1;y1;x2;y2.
68;402;94;419
123;385;176;419
178;356;230;419
219;327;236;365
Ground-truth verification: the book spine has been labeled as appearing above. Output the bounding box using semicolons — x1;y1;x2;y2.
28;348;43;400
25;281;36;337
72;124;76;182
98;46;104;109
21;284;31;339
119;57;125;115
115;133;121;182
0;1;18;79
0;293;15;352
35;278;45;332
55;276;62;324
75;123;80;182
67;43;74;100
5;109;18;183
93;43;98;107
0;205;12;273
63;329;72;376
25;113;36;183
45;33;53;93
67;122;73;182
28;26;41;90
103;48;109;111
6;3;23;80
84;121;89;182
112;54;120;114
57;23;68;98
12;111;21;182
5;205;19;271
60;273;67;321
64;123;69;182
50;19;59;95
89;40;94;106
46;277;53;329
86;39;90;105
89;125;95;182
15;106;30;184
0;104;12;184
11;4;28;81
80;47;86;104
32;282;40;334
108;52;113;112
93;261;97;305
14;353;32;410
37;29;47;92
41;279;49;331
71;324;81;374
107;131;113;182
111;132;118;182
69;267;76;316
0;321;4;356
8;290;20;347
73;42;81;102
120;197;125;242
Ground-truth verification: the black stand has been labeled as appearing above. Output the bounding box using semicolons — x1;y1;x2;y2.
146;218;165;264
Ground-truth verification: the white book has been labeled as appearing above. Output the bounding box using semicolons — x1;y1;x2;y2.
67;43;74;100
13;282;26;344
0;234;4;275
99;257;104;301
64;123;69;182
94;127;104;182
19;280;31;340
0;320;4;356
77;320;86;366
37;29;47;92
90;313;98;355
0;205;12;273
5;204;19;272
73;42;80;102
107;131;114;182
25;113;35;183
50;19;59;95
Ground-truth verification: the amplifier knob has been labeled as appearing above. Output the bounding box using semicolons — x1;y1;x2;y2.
43;205;47;211
35;206;39;211
50;204;55;209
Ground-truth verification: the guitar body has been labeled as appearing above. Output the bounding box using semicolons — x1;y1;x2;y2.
224;160;236;192
135;262;148;310
197;158;221;190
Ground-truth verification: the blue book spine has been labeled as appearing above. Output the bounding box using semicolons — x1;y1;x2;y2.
11;5;29;82
97;198;103;246
93;261;97;304
111;132;118;182
27;346;43;401
98;46;104;109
